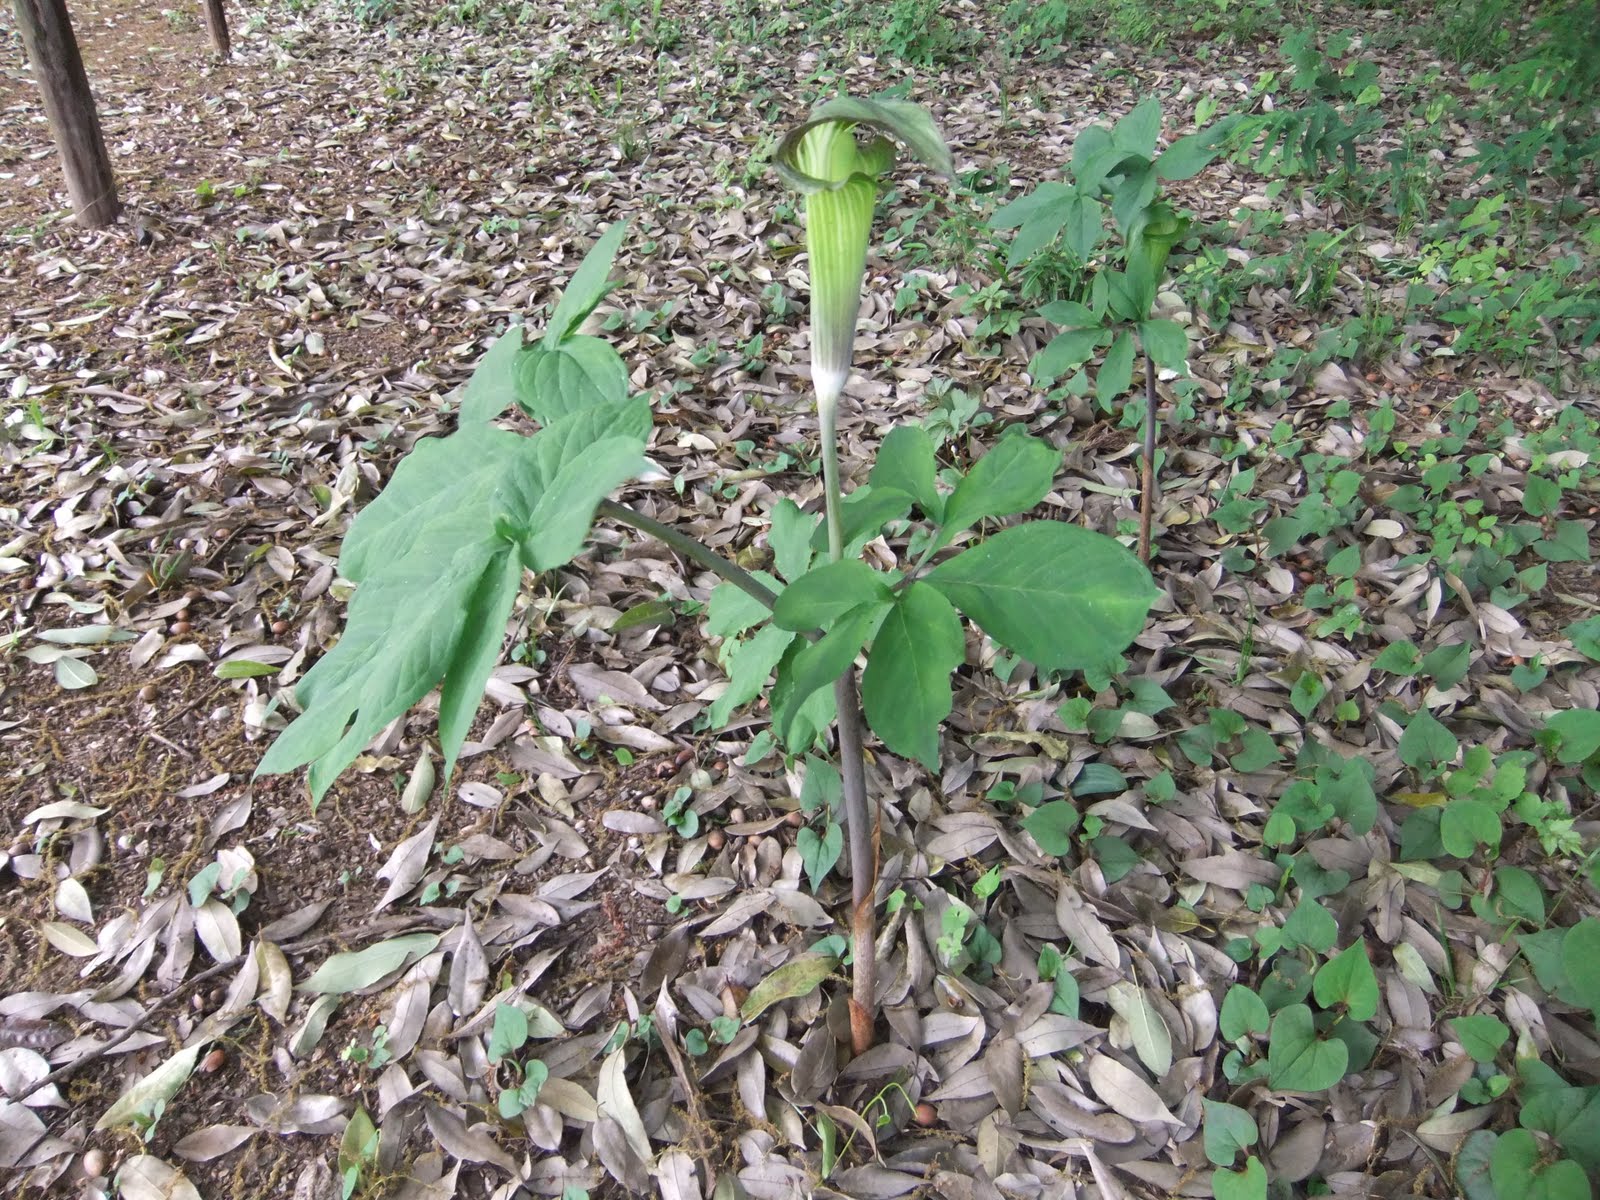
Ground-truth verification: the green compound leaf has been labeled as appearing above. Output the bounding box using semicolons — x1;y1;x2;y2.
771;600;891;746
773;560;894;632
926;521;1157;673
258;392;649;803
861;582;966;769
1267;1003;1348;1093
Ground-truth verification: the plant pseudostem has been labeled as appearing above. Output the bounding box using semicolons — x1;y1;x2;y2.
1139;348;1156;564
598;499;779;611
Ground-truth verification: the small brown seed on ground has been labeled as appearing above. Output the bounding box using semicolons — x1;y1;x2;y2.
201;1048;226;1073
707;829;726;851
138;685;157;702
81;1149;106;1178
914;1102;938;1127
785;811;804;828
171;621;191;636
271;620;289;636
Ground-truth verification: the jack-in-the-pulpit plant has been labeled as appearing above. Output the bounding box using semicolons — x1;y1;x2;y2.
773;96;952;1049
257;94;1161;1062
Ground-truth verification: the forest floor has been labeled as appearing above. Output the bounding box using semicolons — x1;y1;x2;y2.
1;0;1599;1198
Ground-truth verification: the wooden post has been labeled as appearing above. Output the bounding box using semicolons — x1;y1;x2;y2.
201;0;230;59
11;0;119;228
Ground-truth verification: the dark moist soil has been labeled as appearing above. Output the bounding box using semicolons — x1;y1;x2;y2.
0;639;666;1198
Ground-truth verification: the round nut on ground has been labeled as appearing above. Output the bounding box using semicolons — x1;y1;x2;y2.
728;807;746;824
270;620;289;636
138;684;157;703
707;829;726;851
202;1047;226;1073
914;1102;938;1127
81;1149;106;1179
785;811;805;828
171;620;191;636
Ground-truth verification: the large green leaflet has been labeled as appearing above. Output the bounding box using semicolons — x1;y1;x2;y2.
258;226;649;804
860;582;965;769
925;522;1159;672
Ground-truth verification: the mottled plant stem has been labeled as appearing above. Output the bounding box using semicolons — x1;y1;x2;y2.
1139;348;1157;565
817;389;877;1054
598;499;778;611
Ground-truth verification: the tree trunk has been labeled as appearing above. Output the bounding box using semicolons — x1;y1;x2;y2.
201;0;230;59
11;0;119;228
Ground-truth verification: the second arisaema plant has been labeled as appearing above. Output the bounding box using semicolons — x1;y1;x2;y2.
256;95;1159;1057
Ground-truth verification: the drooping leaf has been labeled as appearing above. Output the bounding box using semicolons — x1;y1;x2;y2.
708;624;795;729
925;521;1157;672
773;560;894;632
1096;329;1136;401
1138;319;1189;373
771;600;891;745
860;582;965;768
459;325;526;423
